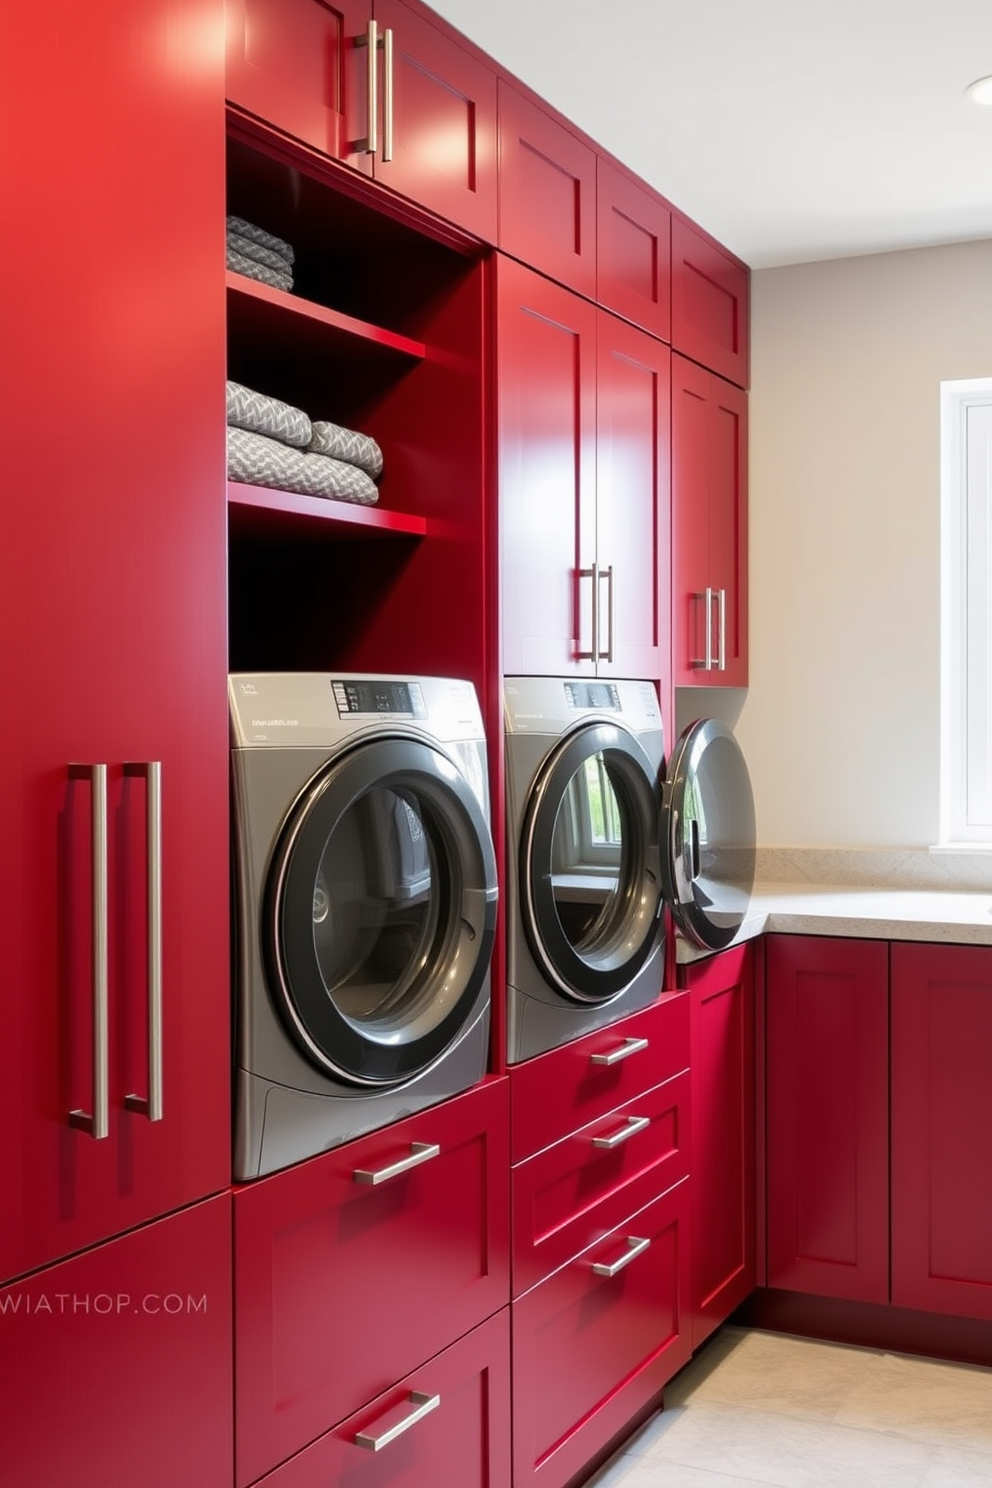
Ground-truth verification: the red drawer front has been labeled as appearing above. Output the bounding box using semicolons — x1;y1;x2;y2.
512;1070;690;1297
512;1179;691;1488
510;994;689;1163
234;1078;510;1487
253;1309;511;1488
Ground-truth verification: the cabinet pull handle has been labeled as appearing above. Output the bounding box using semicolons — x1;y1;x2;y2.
123;762;163;1123
382;27;394;162
68;764;110;1141
359;19;379;156
577;563;599;661
717;586;727;671
704;584;714;669
599;564;615;663
591;1114;650;1149
355;1391;440;1452
591;1234;651;1278
589;1035;649;1066
353;1140;441;1185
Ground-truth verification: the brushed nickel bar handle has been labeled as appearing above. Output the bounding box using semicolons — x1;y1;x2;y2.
355;1391;440;1452
576;565;598;660
591;1114;650;1150
382;27;394;162
69;763;109;1141
591;1235;651;1278
589;1035;649;1066
360;19;379;156
353;1140;440;1185
599;564;615;663
718;586;727;671
124;761;163;1122
704;585;714;669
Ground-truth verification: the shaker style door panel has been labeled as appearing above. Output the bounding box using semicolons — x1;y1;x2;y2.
671;215;749;387
597;159;671;342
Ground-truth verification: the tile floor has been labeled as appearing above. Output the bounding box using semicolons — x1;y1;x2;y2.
585;1326;992;1487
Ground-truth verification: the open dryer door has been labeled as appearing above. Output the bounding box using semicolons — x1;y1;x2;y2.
661;719;756;951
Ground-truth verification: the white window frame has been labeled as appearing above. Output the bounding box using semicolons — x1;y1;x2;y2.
940;377;992;845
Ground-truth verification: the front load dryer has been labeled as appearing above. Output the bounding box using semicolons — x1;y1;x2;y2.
230;673;499;1179
504;676;755;1063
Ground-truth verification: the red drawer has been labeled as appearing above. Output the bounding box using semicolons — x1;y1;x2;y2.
510;994;689;1164
253;1310;511;1488
512;1070;690;1296
234;1078;510;1487
512;1178;691;1488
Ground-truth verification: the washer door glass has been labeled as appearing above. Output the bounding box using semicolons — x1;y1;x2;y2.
267;737;498;1086
522;722;663;1004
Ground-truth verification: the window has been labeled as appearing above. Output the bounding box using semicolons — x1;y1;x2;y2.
940;377;992;845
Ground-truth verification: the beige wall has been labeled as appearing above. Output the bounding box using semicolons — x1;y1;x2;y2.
733;238;992;847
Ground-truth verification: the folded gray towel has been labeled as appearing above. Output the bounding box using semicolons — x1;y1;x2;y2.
227;427;379;506
226;245;293;293
226;230;296;277
226;382;312;450
308;420;384;479
225;215;295;265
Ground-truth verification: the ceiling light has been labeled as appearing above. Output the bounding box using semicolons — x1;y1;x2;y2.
965;75;992;105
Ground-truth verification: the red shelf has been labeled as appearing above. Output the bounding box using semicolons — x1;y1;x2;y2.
226;271;426;365
227;480;428;539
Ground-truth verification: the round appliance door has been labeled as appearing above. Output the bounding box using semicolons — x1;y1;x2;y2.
266;736;498;1087
661;718;756;951
521;721;664;1004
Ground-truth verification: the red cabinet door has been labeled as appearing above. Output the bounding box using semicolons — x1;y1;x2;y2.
512;1179;691;1488
765;936;890;1304
498;80;598;300
234;1078;510;1486
683;943;756;1347
596;158;672;342
0;0;230;1285
671;215;749;387
252;1310;511;1488
0;1195;233;1488
891;942;992;1321
671;354;748;687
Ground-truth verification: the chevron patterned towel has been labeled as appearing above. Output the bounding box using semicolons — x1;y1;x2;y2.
225;215;295;265
226;244;293;293
308;420;384;479
226;382;312;450
227;427;379;506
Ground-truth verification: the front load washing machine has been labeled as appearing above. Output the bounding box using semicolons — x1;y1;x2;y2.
504;676;755;1063
230;673;499;1179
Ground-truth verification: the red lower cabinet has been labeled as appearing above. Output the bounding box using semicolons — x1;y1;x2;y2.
512;1179;691;1488
0;1194;233;1488
234;1078;510;1486
252;1309;511;1487
891;942;992;1321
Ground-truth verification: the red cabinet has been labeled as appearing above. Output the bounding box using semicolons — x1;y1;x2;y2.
498;256;671;683
0;1194;233;1488
671;353;748;687
0;0;230;1286
597;158;672;343
234;1078;510;1486
226;0;498;240
683;943;756;1348
891;942;992;1322
765;936;890;1304
671;216;749;387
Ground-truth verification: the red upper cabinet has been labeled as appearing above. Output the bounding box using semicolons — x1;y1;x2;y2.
596;158;672;343
671;215;749;387
498;256;670;683
891;942;992;1322
226;0;498;240
497;80;598;300
671;354;748;687
0;0;230;1285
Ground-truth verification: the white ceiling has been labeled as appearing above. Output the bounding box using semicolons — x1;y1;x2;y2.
426;0;992;269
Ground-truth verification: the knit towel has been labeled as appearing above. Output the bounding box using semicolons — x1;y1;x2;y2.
227;427;379;506
308;420;384;479
226;245;293;293
226;382;312;450
226;229;296;277
225;215;295;265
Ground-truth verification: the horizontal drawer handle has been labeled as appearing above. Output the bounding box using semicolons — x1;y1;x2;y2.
591;1234;651;1278
590;1035;649;1067
353;1141;441;1186
355;1391;440;1452
591;1114;651;1150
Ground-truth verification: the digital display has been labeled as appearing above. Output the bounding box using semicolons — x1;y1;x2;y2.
563;681;621;712
331;680;426;718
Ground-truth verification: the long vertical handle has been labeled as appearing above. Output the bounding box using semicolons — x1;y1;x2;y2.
124;761;163;1122
704;585;714;669
364;19;379;156
382;27;394;162
69;763;110;1140
717;587;727;671
599;564;615;662
577;564;599;661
